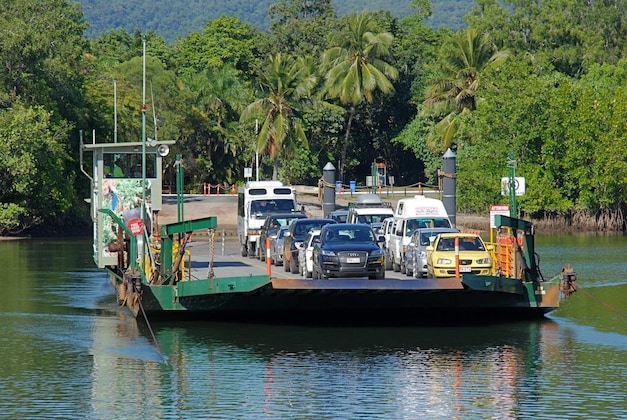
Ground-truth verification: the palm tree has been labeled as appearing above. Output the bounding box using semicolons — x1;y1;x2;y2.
179;65;252;183
423;28;509;151
241;53;317;180
322;11;399;180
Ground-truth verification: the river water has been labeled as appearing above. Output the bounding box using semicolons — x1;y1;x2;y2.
0;235;625;419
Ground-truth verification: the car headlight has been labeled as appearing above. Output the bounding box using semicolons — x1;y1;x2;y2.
437;258;453;265
419;251;427;259
476;257;492;265
294;241;302;249
370;248;384;257
321;249;336;256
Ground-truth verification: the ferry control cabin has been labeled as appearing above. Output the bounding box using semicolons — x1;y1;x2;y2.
82;139;174;269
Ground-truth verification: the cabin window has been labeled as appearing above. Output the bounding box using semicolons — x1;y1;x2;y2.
104;153;157;178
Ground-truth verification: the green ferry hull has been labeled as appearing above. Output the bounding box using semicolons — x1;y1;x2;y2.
111;271;561;324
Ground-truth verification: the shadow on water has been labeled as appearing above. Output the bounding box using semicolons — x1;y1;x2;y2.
146;318;559;360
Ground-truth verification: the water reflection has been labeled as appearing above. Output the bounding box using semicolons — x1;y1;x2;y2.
0;238;624;419
130;320;573;419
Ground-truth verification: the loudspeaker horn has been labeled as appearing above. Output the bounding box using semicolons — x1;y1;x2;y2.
157;144;170;157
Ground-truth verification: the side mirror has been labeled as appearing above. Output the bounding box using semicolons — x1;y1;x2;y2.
426;245;434;252
378;235;385;243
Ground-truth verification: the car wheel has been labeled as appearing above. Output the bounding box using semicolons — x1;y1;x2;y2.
259;246;265;261
406;262;414;277
384;253;392;270
393;258;400;272
305;268;312;279
283;257;290;272
400;260;406;274
241;244;248;257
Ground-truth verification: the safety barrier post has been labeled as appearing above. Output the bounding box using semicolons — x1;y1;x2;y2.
217;184;221;196
231;184;236;196
455;237;460;278
266;237;272;275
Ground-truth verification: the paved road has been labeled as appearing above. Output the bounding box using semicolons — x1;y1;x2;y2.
185;235;412;281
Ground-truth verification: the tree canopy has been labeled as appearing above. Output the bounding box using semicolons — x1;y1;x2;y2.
0;0;625;235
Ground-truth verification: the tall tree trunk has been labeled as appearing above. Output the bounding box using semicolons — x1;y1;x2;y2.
272;157;279;180
340;109;354;182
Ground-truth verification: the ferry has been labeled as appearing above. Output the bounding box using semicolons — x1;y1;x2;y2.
80;138;576;324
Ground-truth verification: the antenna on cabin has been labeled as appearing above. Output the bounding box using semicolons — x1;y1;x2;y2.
114;78;118;143
150;81;158;141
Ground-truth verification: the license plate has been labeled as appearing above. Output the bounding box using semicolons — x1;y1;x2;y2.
459;266;472;272
347;257;360;263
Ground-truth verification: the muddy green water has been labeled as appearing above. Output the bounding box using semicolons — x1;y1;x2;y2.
0;235;625;419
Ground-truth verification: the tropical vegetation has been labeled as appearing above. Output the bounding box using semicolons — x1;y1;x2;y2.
0;0;625;235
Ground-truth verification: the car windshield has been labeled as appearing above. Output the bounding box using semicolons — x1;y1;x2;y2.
437;237;485;251
405;218;452;235
251;199;296;215
294;221;331;237
357;214;391;224
325;227;374;242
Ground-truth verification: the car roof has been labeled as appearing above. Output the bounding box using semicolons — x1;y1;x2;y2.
436;232;482;239
323;223;370;229
413;227;459;235
292;218;335;224
266;212;307;219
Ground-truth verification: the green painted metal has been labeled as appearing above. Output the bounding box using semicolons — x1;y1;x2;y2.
176;154;184;222
176;275;270;297
493;214;536;277
98;208;138;269
142;275;271;311
507;152;517;218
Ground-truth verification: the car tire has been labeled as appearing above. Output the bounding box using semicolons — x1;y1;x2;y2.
400;261;406;274
283;257;290;272
393;258;400;272
241;245;248;257
305;268;312;279
384;253;392;270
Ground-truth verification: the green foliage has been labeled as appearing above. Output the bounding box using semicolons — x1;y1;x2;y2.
267;0;339;57
241;53;316;180
466;0;627;77
0;0;87;120
0;104;75;234
80;0;473;42
174;16;260;75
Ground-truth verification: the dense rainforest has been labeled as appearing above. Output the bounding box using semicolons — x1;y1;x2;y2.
0;0;625;236
80;0;474;42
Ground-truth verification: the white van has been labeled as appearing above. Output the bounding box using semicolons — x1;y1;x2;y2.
387;195;452;272
237;181;298;257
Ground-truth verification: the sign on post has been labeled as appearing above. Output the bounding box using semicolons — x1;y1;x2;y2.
501;177;525;196
490;204;510;229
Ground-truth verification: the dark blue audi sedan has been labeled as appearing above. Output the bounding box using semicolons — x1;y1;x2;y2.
312;223;385;280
